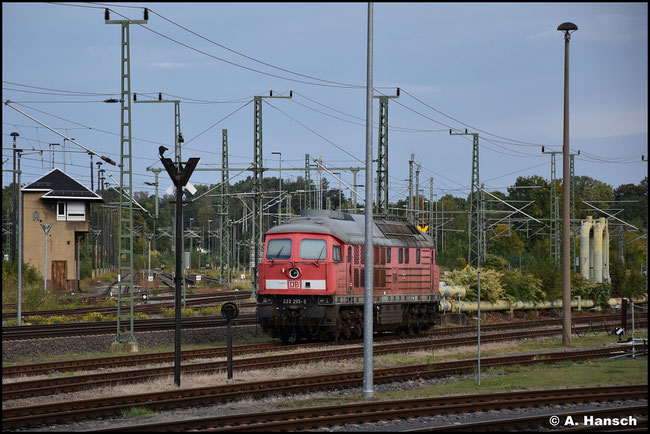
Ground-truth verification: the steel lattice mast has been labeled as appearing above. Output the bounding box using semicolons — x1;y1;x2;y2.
105;8;148;347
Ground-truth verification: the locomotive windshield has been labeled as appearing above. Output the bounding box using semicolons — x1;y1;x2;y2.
266;238;292;260
300;239;328;260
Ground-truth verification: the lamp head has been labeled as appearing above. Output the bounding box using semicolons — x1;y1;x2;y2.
557;22;578;32
557;22;578;40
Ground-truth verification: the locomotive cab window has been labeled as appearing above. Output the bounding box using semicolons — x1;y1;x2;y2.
266;239;292;260
333;245;342;262
300;239;328;260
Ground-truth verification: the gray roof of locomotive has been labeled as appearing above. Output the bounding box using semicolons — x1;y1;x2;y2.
266;210;433;248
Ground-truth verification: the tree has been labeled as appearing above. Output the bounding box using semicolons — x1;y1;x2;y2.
614;177;648;228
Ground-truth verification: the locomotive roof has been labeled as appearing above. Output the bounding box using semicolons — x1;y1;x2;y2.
266;210;433;248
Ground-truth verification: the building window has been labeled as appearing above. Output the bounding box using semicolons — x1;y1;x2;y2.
416;249;421;264
386;247;391;264
57;202;67;221
398;248;403;264
66;201;86;221
405;248;410;264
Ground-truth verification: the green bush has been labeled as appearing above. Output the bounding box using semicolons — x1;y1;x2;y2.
484;254;508;271
445;268;505;303
79;257;92;280
500;269;545;302
526;258;562;301
571;273;610;308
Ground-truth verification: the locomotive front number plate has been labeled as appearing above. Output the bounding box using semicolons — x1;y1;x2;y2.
281;297;308;305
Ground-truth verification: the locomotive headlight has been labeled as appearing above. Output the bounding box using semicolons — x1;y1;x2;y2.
257;296;273;305
288;268;300;279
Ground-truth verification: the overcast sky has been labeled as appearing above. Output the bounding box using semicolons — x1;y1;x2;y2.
2;2;647;205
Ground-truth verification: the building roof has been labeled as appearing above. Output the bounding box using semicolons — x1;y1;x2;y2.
22;168;103;201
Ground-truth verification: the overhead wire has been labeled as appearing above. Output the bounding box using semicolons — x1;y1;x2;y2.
15;4;646;196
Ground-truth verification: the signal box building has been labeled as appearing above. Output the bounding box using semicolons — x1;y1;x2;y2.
22;169;103;292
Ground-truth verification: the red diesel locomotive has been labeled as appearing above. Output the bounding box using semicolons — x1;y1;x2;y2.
256;210;441;343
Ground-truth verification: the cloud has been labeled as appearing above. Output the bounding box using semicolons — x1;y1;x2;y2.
573;108;648;139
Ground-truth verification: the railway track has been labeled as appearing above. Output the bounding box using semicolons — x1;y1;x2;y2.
2;345;643;430
84;385;648;432
1;314;633;378
2;291;253;320
1;314;258;340
3;323;646;400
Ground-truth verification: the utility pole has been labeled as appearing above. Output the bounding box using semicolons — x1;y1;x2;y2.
220;129;231;284
10;132;19;263
251;91;292;291
351;168;360;211
541;147;580;267
570;151;579;270
363;1;374;400
17;150;23;324
415;163;421;223
49;143;59;170
272;151;282;222
450;129;481;268
558;21;578;346
542;147;562;264
373;88;399;214
304;153;313;210
89;153;94;276
105;7;148;349
145;168;163;218
135;93;183;255
430;178;435;246
98;168;105;272
408;154;414;223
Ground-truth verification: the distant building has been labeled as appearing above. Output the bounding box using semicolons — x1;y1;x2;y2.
22;169;103;292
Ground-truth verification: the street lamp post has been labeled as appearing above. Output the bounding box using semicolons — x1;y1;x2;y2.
272;152;282;223
558;21;578;346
